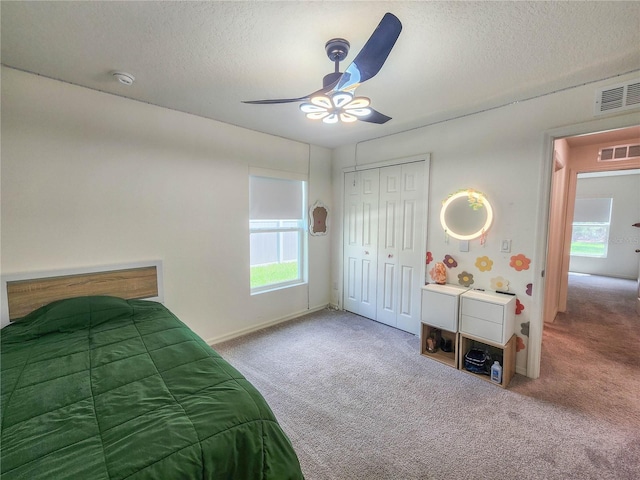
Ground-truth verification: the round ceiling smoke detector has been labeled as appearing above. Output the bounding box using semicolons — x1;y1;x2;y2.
112;71;135;86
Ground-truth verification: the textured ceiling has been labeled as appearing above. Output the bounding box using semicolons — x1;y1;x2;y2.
2;1;639;149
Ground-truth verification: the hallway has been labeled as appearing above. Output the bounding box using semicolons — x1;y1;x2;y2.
511;273;639;428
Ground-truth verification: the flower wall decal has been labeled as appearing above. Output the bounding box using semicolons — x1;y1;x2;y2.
475;256;493;272
457;271;474;287
520;321;530;337
490;276;509;291
526;283;533;296
510;253;531;271
426;251;433;264
443;254;457;268
515;298;525;315
516;336;526;352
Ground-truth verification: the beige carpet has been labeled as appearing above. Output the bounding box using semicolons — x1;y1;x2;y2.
510;273;640;428
214;274;639;480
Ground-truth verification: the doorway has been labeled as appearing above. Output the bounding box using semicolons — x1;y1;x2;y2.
544;126;640;326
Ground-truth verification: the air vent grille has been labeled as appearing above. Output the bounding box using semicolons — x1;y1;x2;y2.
628;144;640;157
598;143;640;162
594;81;640;115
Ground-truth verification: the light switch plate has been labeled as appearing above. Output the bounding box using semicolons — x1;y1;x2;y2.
459;240;469;252
500;239;512;253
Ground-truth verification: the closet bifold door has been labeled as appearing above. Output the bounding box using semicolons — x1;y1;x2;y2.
376;163;424;335
343;169;380;320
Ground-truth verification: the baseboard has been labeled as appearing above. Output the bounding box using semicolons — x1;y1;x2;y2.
516;365;527;376
206;304;329;345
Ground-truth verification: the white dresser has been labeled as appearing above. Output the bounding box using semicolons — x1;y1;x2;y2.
419;286;518;388
459;290;516;346
421;283;468;331
419;284;468;368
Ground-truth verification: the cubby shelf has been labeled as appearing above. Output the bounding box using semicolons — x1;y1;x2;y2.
419;285;518;389
458;333;516;388
420;323;458;368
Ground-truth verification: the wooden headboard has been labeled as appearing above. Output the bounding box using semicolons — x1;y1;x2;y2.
1;261;163;327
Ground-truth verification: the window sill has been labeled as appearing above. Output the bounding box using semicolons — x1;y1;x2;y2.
251;281;307;296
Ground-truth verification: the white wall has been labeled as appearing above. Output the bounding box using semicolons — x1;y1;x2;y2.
569;173;640;278
331;71;640;376
1;67;332;342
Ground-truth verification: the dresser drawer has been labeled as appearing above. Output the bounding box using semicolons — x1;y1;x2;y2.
461;298;504;324
421;289;458;331
460;314;504;343
459;291;516;346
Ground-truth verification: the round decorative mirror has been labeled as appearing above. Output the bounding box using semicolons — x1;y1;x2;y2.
440;190;493;241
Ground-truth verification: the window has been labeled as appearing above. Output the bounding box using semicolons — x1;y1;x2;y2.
249;174;307;293
570;197;613;258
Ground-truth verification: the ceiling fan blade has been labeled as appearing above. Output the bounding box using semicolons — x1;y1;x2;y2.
359;108;392;124
243;78;342;105
242;96;309;105
335;12;402;92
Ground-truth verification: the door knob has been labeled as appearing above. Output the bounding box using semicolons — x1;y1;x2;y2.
364;251;369;255
388;254;394;258
636;249;640;253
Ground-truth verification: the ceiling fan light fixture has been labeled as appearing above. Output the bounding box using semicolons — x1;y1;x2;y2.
300;91;373;124
332;92;354;108
340;113;358;123
346;107;373;117
244;13;401;127
310;95;333;109
306;111;330;120
300;103;326;113
344;96;370;109
323;113;340;124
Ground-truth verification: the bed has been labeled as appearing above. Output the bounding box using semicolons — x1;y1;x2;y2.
0;263;304;479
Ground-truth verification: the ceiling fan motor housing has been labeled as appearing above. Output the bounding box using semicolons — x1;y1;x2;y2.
325;38;350;62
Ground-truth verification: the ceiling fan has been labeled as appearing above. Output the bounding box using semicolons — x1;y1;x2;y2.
243;13;402;124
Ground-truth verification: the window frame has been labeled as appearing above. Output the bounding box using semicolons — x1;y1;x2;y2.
249;174;308;294
569;196;613;259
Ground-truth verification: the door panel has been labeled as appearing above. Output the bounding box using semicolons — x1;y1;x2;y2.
377;166;402;326
344;162;425;334
403;200;416;251
343;170;379;319
363;202;376;247
346;256;358;303
395;163;425;335
361;258;374;307
383;201;397;248
400;265;413;316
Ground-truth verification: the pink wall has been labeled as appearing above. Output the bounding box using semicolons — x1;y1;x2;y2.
544;139;570;322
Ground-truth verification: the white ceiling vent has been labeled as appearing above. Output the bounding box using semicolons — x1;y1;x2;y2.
594;80;640;115
598;143;640;162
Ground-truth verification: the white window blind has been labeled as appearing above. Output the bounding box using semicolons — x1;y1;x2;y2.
250;176;304;220
570;197;613;258
573;197;612;223
249;173;307;293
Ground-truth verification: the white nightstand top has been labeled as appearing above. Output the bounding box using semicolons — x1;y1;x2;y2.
461;289;516;305
422;283;469;296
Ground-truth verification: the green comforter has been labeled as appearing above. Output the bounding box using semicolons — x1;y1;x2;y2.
1;296;303;479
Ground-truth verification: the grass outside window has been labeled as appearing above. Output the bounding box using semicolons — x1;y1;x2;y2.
570;241;607;257
251;262;299;289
